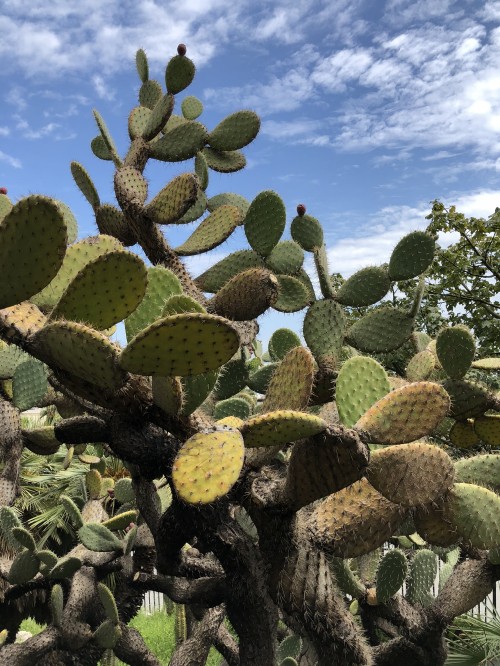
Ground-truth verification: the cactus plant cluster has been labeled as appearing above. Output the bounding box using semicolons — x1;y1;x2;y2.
0;45;498;666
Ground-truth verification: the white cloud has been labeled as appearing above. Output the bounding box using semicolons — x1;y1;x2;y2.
14;116;61;140
0;127;10;136
5;87;27;110
92;75;115;101
0;151;22;169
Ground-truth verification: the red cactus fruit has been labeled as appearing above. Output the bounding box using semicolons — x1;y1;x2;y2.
296;204;306;216
177;44;187;56
0;188;7;195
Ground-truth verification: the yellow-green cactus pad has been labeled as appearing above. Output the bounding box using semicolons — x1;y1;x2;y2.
128;106;151;140
56;201;78;244
208;111;260;152
0;196;67;309
405;350;435;382
175;205;242;255
213;397;251;421
472;357;500;371
162;295;205;316
139;80;162;109
454;455;500;492
354;382;450;444
172;429;245;504
50;251;147;330
216;416;244;428
449;420;480;449
32;321;127;391
0;302;47;339
0;192;13;221
102;510;138;531
436;326;476;379
91;135;112;161
262;346;315;412
181;96;203;120
244;190;286;258
474;414;500;446
336;356;390;428
120;313;239;376
152;376;184;417
307;478;405;558
240;410;327;448
367;443;454;507
32;235;122;310
125;266;182;342
202;147;246;173
303;300;345;364
144;173;198;225
70;162;100;211
444;483;500;550
268;328;301;361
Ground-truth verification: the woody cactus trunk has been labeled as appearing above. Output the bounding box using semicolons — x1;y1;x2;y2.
0;45;499;666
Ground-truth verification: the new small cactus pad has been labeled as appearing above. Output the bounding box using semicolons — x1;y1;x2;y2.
367;443;454;506
70;162;100;210
335;266;391;307
135;48;149;82
336;356;390;427
387;231;435;281
290;213;323;251
120;313;239;376
0;196;67;309
406;549;437;605
346;307;414;354
375;549;408;604
175;205;242;255
172;429;245;504
181;95;203;120
12;359;47;412
195;152;209;190
354;382;450;444
262;346;315;412
436;326;476;379
239;410;327;448
244;191;286;257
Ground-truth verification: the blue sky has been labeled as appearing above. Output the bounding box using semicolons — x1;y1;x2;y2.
1;0;499;343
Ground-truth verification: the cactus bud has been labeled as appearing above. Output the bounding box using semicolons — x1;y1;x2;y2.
177;44;187;56
125;522;136;533
0;188;7;195
296;203;306;216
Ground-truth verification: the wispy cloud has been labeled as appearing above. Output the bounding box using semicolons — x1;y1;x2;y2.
92;75;116;101
14;116;61;140
0;127;10;137
0;151;22;169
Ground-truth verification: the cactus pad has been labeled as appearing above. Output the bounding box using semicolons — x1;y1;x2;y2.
202;147;246;173
181;95;203;120
303;300;345;365
336;266;391;307
120;313;239;376
268;329;301;361
150;121;207;162
8;549;40;585
180;370;219;416
144;173;198;225
406;549;437;606
474;414;500;446
406;350;435;382
207;193;250;218
273;275;311;313
213;397;251;421
444;483;500;550
209;111;260;151
471;357;500;370
443;379;496;419
166;52;195;94
376;549;408;604
162;295;206;316
12;359;47;412
78;523;123;552
354;382;450;444
172;429;245;504
244;191;286;258
264;240;304;276
336;356;390;428
290;213;323;252
175;205;242;255
208;268;279;320
454;454;500;492
262;346;315;412
346;307;414;354
138;80;162;109
436;326;475;379
449;419;480;449
152;376;184;417
388;231;435;281
240;410;327;448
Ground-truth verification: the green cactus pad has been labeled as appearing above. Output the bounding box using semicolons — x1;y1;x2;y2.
388;231;435;281
307;478;405;558
93;110;121;166
23;426;61;455
32;321;127;391
120;313;239;376
55;201;78;244
50;251;147;330
290;213;323;252
49;555;83;580
98;583;119;623
454;454;500;492
125;266;182;342
471;357;500;370
0;196;67;309
86;469;103;500
95;204;136;246
114;478;135;505
208;268;279;320
135;49;149;83
32;235;123;310
0;506;22;550
262;347;315;412
11;527;36;551
336;356;390;428
355;381;450;444
264;240;304;276
172;429;245;504
144;173;198;225
376;549;408;604
70;162;100;210
91;135;112;161
346;307;414;354
246;363;278;394
51;584;64;626
181;95;203;120
78;523;123;552
195;152;209;190
150;121;207;162
272;275;311;313
0;343;30;379
60;495;84;529
180;370;219;416
240;410;327;448
278;635;302;663
303;300;346;365
177;188;208;224
329;558;366;599
196;251;265;293
12;359;47;412
335;266;391;307
268;329;301;361
214;359;248;400
436;326;476;379
419;507;461;549
138;79;162;109
244;191;286;258
406;549;437;605
449;419;480;449
406;350;435;382
474;414;500;446
213;397;251;421
208;111;260;152
444;483;500;549
207;193;250;218
367;443;454;506
143;93;175;141
175;205;242;255
128;106;152;140
166;52;195;94
443;379;496;420
202;147;246;173
8;549;39;584
102;510;138;532
152;375;184;417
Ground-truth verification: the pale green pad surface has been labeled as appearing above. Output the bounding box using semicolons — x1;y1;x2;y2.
240;410;327;448
175;205;241;255
303;300;345;361
346;307;414;354
209;111;260;152
336;266;390;307
244;190;286;258
436;326;475;379
388;231;435;281
336;356;390;427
